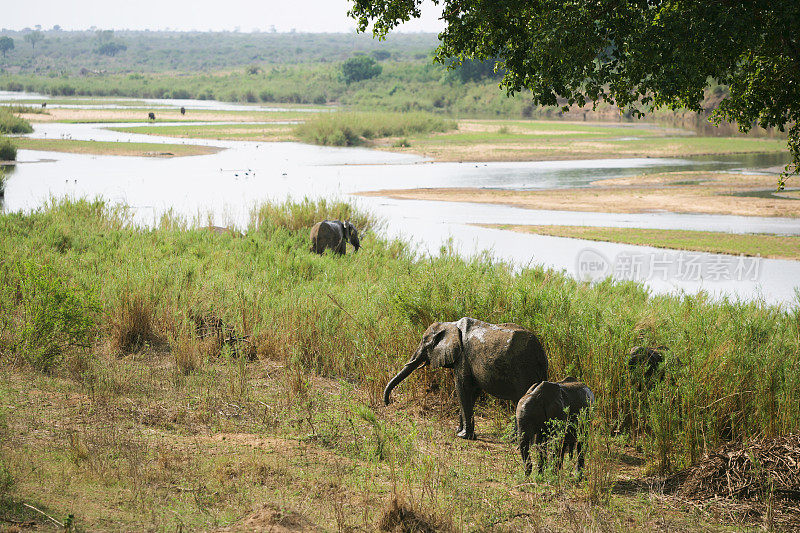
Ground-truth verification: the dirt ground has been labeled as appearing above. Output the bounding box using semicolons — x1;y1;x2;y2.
0;353;759;532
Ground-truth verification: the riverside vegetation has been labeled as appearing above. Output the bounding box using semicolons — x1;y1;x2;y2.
0;198;798;530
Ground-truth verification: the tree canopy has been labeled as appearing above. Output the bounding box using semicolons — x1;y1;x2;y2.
0;37;13;58
23;31;44;51
341;55;383;83
350;0;800;185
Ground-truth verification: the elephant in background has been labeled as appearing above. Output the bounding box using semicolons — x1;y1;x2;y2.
628;345;667;384
309;220;360;255
516;377;594;476
384;317;549;439
180;106;186;115
206;225;242;237
148;112;156;121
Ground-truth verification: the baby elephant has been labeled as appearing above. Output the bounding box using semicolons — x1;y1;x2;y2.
516;377;594;476
628;345;666;384
309;220;360;255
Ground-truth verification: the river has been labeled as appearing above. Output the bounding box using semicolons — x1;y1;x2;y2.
2;97;798;307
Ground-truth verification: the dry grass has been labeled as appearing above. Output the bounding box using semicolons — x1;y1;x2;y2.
107;292;158;354
0;353;741;532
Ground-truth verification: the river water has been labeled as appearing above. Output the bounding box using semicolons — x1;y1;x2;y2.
1;101;798;307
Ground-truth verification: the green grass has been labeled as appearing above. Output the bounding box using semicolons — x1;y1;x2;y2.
484;225;800;260
0;198;797;530
11;137;221;157
109;122;295;141
295;111;457;146
0;108;33;135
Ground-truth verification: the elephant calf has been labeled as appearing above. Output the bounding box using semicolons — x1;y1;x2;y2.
628;345;666;384
309;220;360;255
516;377;594;476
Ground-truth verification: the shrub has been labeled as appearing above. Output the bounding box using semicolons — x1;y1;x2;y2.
0;137;16;161
295;112;456;146
0;261;98;372
341;56;382;84
0;108;33;134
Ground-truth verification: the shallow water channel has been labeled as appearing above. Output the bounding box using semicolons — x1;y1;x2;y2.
2;106;798;307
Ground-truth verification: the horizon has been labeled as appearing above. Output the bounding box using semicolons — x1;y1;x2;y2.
2;0;445;34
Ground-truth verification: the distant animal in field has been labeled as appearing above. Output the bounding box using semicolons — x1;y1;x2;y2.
180;107;186;115
205;225;242;237
41;102;46;108
516;377;594;476
309;220;360;255
628;345;666;383
384;317;549;440
148;112;156;121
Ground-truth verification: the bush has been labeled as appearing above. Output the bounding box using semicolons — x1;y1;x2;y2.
341;56;382;84
0;108;33;135
0;137;16;161
0;261;98;371
295;112;456;146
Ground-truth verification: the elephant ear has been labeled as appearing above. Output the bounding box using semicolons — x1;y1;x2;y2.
428;323;462;368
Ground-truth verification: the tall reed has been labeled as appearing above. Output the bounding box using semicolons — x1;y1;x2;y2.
0;197;797;471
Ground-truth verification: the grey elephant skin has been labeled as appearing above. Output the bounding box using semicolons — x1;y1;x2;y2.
309;220;360;255
384;317;549;440
516;377;594;476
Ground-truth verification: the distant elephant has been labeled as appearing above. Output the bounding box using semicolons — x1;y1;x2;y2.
384;317;549;439
628;345;666;383
180;107;186;115
206;225;242;237
41;102;47;108
148;112;156;120
516;377;594;476
309;220;360;255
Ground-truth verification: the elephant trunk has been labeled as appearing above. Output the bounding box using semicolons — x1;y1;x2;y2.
383;355;425;405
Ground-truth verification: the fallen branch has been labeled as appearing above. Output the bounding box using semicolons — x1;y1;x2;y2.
22;502;63;528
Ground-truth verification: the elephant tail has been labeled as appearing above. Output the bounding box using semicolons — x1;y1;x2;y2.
383;357;424;405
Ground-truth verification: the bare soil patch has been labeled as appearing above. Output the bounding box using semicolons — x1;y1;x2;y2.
357;171;800;218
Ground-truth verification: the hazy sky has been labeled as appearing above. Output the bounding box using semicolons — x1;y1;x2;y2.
3;0;444;33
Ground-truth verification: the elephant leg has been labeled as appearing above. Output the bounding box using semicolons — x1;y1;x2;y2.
538;445;546;474
520;436;532;476
576;442;585;477
455;375;477;439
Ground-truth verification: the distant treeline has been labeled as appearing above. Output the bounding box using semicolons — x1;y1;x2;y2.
0;64;554;117
0;30;439;73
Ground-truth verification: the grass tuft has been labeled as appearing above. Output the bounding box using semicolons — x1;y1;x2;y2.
295;112;456;146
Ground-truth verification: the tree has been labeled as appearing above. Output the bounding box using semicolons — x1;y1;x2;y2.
350;1;800;186
448;57;504;83
340;55;382;84
23;30;44;51
96;42;127;57
0;37;13;58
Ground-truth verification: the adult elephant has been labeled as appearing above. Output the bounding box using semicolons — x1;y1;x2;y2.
384;317;548;439
309;220;360;255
